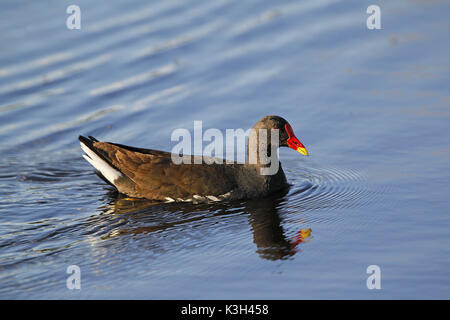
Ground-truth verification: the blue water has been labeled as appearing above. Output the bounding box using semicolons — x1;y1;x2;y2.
0;0;449;299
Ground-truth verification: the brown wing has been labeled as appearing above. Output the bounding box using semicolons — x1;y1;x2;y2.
92;141;237;200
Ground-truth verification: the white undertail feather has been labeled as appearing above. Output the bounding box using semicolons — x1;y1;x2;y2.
80;141;122;186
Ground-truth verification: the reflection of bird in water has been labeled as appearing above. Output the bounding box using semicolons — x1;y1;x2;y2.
244;194;311;260
99;190;311;260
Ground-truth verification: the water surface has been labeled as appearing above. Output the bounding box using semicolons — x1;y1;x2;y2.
0;0;449;299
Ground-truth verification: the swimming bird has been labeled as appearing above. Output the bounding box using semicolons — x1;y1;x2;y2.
79;115;308;202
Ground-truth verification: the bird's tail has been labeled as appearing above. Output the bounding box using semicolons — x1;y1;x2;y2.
79;135;123;187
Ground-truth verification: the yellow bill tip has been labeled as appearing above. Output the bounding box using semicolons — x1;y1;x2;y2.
297;147;309;156
300;228;312;238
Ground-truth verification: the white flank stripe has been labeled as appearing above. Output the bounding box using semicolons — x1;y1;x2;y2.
206;195;220;202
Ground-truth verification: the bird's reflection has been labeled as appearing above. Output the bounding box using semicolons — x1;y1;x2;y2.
244;194;311;260
98;189;311;260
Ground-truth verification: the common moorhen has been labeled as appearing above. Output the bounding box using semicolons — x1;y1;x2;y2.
79;115;308;202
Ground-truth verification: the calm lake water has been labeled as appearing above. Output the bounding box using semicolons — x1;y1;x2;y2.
0;0;449;299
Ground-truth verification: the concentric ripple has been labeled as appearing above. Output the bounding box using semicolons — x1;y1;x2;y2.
285;164;384;212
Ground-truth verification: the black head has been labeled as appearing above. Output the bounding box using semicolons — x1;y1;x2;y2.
252;115;308;156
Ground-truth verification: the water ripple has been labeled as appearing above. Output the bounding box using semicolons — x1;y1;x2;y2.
285;164;384;213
